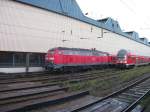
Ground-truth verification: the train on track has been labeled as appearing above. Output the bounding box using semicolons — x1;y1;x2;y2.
45;47;150;71
116;49;150;68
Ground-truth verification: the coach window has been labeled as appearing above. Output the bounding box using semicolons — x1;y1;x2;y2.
74;51;77;55
90;52;93;56
69;51;72;55
78;51;83;56
78;51;82;55
93;52;99;56
86;51;90;56
63;50;68;55
98;53;103;56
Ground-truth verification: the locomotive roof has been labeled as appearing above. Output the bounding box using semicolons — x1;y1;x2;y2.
50;47;109;54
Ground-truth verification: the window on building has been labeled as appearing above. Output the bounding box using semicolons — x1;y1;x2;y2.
0;52;13;67
29;53;45;67
112;23;114;27
0;52;45;67
14;53;26;66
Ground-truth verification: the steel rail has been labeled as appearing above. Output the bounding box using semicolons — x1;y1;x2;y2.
70;75;150;112
122;86;150;112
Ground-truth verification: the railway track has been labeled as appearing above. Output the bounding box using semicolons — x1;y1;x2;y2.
0;69;99;78
0;69;119;84
70;75;150;112
0;67;146;93
0;68;129;85
0;69;127;94
15;74;149;112
0;86;89;112
0;80;68;112
0;69;118;112
0;69;122;112
0;71;121;102
0;71;51;80
0;69;149;112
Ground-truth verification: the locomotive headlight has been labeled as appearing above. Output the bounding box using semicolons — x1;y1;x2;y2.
58;51;62;54
50;57;54;60
124;55;127;60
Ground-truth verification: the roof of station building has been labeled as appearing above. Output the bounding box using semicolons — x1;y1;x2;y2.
15;0;150;46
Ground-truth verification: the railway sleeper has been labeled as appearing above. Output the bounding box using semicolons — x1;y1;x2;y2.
122;93;141;98
117;95;137;102
0;86;68;101
114;98;132;104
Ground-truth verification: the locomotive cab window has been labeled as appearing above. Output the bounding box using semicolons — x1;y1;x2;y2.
49;50;54;55
93;52;99;56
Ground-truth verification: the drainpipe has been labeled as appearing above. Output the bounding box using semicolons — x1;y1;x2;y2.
26;53;30;73
12;53;15;67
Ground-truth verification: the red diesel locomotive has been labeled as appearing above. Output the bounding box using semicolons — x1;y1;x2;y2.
45;47;110;71
116;49;150;68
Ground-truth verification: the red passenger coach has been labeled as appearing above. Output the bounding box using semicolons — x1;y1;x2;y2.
45;47;110;71
116;49;150;68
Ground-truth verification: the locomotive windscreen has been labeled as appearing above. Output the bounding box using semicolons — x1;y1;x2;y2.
48;50;54;55
117;49;127;59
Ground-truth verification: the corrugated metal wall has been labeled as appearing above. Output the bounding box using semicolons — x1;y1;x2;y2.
0;0;150;56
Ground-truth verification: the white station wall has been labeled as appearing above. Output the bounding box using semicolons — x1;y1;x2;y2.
0;0;150;56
